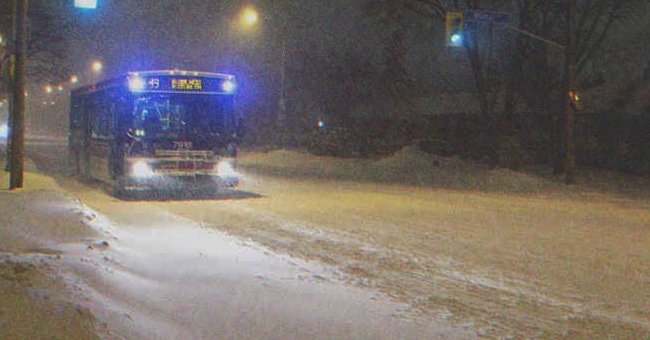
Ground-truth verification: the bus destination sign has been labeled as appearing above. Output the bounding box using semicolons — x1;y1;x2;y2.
171;78;202;91
129;75;233;93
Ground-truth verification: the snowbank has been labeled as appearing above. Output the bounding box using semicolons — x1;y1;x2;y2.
239;145;560;194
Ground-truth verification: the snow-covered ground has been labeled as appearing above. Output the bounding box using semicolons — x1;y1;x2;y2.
0;167;100;339
0;148;470;339
2;144;649;338
229;147;650;338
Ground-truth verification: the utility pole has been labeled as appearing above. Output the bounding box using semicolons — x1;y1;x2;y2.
564;0;576;185
9;0;27;189
277;24;287;131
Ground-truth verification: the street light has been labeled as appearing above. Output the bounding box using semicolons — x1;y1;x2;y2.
91;60;103;73
44;85;53;94
240;6;259;27
57;85;64;92
237;5;287;131
70;75;79;84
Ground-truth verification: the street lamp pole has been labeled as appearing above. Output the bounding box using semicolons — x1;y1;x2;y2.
238;5;288;133
9;0;28;189
277;23;287;130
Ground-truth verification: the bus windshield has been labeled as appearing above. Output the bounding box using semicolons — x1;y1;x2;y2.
132;94;234;140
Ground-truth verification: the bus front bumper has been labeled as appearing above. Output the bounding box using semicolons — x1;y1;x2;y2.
121;158;240;190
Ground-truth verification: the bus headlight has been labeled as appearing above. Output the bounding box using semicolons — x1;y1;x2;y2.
216;160;238;178
132;160;155;178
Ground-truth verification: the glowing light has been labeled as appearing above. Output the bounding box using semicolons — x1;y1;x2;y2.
241;6;259;27
70;75;79;84
91;60;103;73
450;33;463;47
132;161;155;178
128;76;146;92
317;120;325;128
216;160;239;178
57;85;64;92
0;124;8;139
45;85;53;94
74;0;97;9
222;79;236;93
134;128;145;137
569;90;581;102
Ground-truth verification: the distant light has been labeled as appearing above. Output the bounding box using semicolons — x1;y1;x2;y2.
128;76;146;92
134;128;145;137
70;75;79;84
57;85;64;92
222;79;236;93
74;0;97;9
0;124;9;139
317;120;325;128
50;101;55;105
241;6;259;27
91;60;103;73
450;33;463;47
45;85;53;94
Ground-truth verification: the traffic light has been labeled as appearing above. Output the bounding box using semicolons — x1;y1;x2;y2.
74;0;97;9
446;12;464;47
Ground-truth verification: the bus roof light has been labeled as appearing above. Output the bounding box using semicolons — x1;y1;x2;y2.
222;79;236;93
128;76;146;92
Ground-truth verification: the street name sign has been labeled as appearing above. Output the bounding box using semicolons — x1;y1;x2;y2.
465;10;510;24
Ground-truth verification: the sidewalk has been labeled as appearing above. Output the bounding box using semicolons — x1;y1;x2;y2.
0;160;101;339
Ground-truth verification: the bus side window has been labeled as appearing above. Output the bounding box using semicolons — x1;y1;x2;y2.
91;100;115;139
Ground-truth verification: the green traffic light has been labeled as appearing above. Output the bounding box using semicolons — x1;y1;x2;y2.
450;33;463;47
74;0;97;9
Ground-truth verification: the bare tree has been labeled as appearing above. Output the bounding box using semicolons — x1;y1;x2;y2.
0;0;74;91
366;0;644;168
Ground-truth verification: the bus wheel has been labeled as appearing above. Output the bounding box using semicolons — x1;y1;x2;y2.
113;178;134;200
112;183;126;199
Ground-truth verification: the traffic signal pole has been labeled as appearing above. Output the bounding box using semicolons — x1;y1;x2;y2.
9;0;27;189
564;0;576;184
458;6;577;185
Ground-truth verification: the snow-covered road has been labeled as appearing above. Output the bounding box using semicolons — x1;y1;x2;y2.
14;144;650;338
3;144;472;338
54;196;463;339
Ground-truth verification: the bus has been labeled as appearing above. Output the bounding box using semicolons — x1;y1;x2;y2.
69;70;241;196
